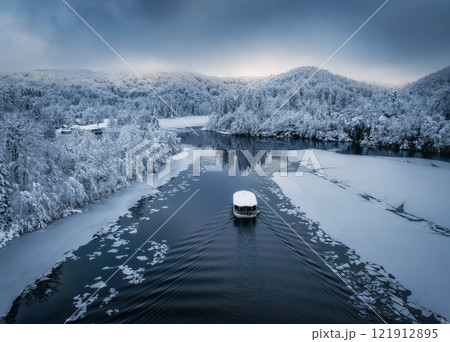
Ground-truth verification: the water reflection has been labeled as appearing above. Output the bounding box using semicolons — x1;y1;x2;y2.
179;130;450;162
233;217;257;230
3;264;63;323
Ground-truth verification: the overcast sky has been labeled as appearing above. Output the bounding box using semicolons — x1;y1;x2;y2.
0;0;449;85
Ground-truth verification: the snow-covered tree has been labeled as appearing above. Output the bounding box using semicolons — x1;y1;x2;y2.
0;155;13;234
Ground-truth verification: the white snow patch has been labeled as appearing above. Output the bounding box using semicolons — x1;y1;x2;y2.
171;147;190;160
313;150;450;228
71;119;109;131
273;150;450;320
159;115;209;129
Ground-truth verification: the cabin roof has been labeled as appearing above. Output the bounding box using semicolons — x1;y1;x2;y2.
233;190;257;207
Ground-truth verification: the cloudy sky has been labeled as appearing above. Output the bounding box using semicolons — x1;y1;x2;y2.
0;0;449;85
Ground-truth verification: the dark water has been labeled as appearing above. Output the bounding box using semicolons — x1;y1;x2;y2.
5;130;444;324
179;131;450;162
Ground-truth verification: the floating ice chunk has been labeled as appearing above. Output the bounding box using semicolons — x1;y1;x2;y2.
121;265;145;284
90;281;106;289
106;309;120;316
121;266;133;276
112;239;128;248
102;288;118;306
87;251;102;260
68;293;99;322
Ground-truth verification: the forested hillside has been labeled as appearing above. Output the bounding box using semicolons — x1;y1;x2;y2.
207;67;450;153
0;70;189;246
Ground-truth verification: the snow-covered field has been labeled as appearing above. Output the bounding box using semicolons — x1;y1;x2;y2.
159;115;209;129
0;147;193;318
273;150;450;320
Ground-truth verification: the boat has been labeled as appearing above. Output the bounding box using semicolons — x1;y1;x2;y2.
233;190;258;218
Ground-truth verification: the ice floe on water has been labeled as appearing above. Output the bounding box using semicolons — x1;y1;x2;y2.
106;309;120;316
101;288;118;307
67;239;170;321
64;251;80;261
147;241;169;266
0;147;198;321
68;293;99;322
270;151;450;322
121;265;145;285
89;281;107;289
87;251;102;260
112;239;128;248
0;145;194;318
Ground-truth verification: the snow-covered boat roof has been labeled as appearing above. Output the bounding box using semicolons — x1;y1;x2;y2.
233;190;257;207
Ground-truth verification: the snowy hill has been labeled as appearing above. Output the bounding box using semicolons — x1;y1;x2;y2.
0;70;186;247
0;70;230;128
207;66;450;153
1;67;448;153
404;66;450;96
402;67;450;121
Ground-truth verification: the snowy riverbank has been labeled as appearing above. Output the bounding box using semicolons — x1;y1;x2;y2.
0;147;193;318
272;150;450;320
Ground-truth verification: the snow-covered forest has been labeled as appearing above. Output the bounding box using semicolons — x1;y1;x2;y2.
207;67;450;152
0;66;449;246
0;70;190;247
